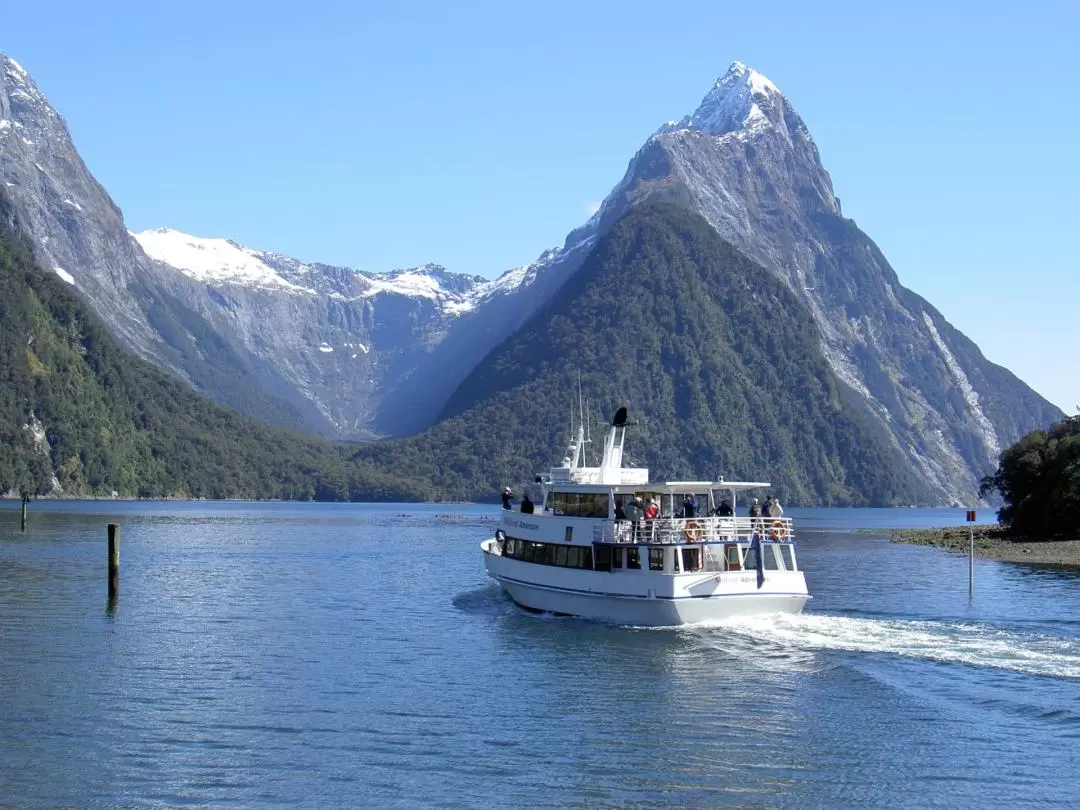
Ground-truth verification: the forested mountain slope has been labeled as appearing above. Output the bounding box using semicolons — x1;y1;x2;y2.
359;203;937;506
0;194;425;500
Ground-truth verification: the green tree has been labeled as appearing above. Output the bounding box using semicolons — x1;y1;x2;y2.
980;413;1080;536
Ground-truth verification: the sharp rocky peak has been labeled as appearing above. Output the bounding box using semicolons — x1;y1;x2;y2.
1;50;48;109
659;61;788;139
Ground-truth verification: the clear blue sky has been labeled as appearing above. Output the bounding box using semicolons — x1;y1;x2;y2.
4;0;1078;412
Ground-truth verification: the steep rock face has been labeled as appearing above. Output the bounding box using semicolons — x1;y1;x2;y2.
0;50;325;432
473;62;1061;503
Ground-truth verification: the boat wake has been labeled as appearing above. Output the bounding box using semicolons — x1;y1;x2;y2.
687;613;1080;680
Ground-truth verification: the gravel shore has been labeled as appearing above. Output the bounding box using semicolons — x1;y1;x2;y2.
887;525;1080;567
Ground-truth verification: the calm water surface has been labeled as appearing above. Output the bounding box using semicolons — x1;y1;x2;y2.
1;502;1078;808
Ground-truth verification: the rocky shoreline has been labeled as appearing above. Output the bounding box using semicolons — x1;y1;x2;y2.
888;525;1080;567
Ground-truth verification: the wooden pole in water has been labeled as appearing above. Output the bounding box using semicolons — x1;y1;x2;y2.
20;492;29;532
108;523;120;601
969;525;974;598
965;508;976;598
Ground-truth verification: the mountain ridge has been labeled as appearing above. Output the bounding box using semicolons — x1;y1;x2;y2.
1;49;1062;503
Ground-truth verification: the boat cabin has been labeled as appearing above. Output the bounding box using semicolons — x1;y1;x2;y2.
494;406;799;577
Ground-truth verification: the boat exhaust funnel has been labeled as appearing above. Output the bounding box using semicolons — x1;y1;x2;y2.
600;407;629;484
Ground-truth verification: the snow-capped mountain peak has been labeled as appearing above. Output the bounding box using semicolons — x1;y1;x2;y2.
659;61;784;139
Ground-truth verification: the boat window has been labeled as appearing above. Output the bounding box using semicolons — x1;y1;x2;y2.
611;547;623;568
626;547;641;570
594;545;612;572
742;545;758;570
780;545;796;570
763;545;782;570
502;536;598;570
550;492;608;518
648;548;664;571
681;547;701;571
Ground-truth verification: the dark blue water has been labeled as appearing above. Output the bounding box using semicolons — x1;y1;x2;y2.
1;502;1078;808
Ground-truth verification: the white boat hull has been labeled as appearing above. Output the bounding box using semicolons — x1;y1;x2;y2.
497;577;809;626
482;540;809;627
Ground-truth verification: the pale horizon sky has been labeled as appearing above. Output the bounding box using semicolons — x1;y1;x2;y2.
3;0;1078;412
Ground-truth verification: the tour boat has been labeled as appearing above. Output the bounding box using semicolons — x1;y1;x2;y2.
480;407;811;626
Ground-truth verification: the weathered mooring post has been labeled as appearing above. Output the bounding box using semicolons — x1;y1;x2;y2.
108;523;120;601
20;492;29;532
965;509;976;598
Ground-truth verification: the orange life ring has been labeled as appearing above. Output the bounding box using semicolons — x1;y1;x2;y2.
769;520;788;541
682;520;704;542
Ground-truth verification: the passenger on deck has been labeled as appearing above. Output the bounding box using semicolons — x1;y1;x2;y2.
615;499;626;520
714;499;733;517
761;497;773;518
501;487;513;510
644;498;659;520
748;497;763;537
520;494;534;514
682;493;698;518
770;498;784;518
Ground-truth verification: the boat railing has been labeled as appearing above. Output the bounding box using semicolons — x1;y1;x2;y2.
601;516;794;545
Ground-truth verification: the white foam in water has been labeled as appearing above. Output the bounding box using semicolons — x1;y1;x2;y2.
691;614;1080;680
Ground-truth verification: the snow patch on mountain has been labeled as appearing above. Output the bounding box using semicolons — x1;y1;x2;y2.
53;266;74;285
5;57;28;78
922;312;1001;457
361;270;456;301
133;228;316;293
